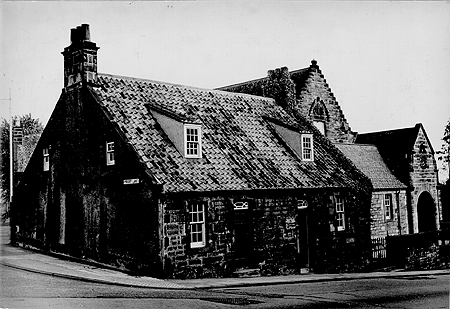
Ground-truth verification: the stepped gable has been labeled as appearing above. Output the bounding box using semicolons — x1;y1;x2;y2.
217;61;356;143
88;73;369;193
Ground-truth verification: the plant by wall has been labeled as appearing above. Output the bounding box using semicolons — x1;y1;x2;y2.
1;114;43;219
265;67;296;111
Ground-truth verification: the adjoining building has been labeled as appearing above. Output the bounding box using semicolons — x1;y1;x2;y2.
219;60;441;239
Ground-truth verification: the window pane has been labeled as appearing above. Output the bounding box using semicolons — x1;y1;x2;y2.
303;149;311;159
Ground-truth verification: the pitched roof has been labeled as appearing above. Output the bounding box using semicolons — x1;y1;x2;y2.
355;125;420;154
334;143;406;190
89;73;369;194
216;68;310;96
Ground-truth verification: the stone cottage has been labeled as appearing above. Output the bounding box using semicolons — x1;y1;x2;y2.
219;61;441;239
12;25;373;278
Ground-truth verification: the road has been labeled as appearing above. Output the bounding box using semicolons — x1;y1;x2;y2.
1;261;449;309
217;274;450;308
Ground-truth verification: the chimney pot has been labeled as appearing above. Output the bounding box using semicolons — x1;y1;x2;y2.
70;28;78;44
81;24;90;41
311;59;318;67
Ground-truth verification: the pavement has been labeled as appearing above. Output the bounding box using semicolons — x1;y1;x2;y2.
1;223;449;290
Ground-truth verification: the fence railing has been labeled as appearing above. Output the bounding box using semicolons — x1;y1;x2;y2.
371;237;387;259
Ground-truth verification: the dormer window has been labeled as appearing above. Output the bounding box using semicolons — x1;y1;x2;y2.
301;134;314;161
184;124;202;158
43;147;50;171
106;142;115;165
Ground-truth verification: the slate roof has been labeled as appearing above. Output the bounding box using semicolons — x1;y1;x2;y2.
355;124;428;186
334;143;406;190
355;125;422;155
90;73;369;193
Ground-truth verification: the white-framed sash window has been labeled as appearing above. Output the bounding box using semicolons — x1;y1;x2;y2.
189;202;206;248
106;142;115;165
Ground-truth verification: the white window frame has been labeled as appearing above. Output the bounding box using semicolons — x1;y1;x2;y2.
384;194;393;220
301;134;314;161
335;196;345;231
184;124;202;158
189;202;206;248
43;147;50;171
106;142;115;166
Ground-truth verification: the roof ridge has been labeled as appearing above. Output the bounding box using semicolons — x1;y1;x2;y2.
335;142;376;147
357;124;419;136
97;72;277;101
215;67;309;90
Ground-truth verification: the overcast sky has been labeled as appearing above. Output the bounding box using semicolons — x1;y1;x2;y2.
1;1;449;179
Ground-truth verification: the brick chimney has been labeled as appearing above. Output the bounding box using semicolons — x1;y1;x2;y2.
61;24;99;87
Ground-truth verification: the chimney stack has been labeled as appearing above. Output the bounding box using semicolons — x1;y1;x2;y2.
62;24;99;87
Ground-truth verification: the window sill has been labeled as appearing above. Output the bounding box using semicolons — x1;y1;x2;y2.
190;243;205;249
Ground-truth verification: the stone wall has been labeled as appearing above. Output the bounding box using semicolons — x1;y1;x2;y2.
370;190;408;238
162;196;233;279
405;244;450;270
162;190;372;278
13;86;162;276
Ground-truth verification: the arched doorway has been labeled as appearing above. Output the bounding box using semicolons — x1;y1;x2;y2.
417;191;436;232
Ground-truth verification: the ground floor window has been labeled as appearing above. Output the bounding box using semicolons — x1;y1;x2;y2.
335;196;345;231
189;202;206;248
384;194;393;220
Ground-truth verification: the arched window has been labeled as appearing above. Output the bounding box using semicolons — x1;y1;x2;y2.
309;98;328;135
418;142;428;169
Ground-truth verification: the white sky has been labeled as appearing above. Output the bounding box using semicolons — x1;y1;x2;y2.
1;1;449;179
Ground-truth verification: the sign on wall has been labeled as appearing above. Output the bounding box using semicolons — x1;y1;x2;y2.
123;178;140;185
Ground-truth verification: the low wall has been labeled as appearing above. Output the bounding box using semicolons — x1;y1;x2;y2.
405;244;450;270
387;230;450;270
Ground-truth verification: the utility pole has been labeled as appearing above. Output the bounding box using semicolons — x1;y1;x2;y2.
0;89;13;243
